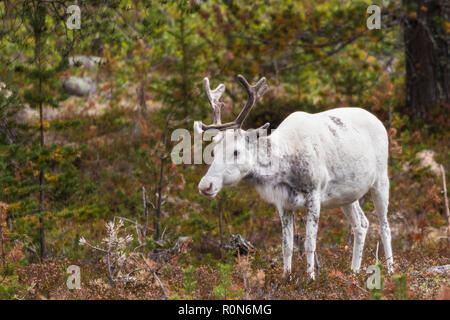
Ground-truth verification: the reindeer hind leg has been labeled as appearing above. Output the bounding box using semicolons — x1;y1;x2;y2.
370;175;394;273
341;201;369;272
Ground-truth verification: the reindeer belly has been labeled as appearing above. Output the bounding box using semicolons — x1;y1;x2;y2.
320;157;377;209
321;182;370;208
317;113;380;208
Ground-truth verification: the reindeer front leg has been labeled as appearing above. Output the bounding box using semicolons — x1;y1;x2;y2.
305;194;320;280
278;207;294;277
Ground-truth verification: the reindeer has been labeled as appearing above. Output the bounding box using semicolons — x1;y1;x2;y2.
193;75;393;279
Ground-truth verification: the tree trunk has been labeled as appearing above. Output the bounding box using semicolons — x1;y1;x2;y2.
403;0;450;120
38;97;47;259
35;2;47;259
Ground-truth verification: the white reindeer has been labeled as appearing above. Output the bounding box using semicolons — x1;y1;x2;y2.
194;75;393;279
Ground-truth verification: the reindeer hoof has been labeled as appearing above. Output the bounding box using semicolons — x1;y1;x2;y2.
307;271;316;280
386;264;394;274
351;267;361;274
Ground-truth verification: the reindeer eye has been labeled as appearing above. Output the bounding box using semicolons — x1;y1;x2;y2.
234;150;239;157
211;150;214;158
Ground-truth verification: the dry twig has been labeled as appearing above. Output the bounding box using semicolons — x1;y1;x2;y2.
439;165;450;244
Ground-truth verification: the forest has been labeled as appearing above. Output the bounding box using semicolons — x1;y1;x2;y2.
0;0;449;300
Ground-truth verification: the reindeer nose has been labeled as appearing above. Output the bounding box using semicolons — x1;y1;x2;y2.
199;182;213;194
199;179;216;196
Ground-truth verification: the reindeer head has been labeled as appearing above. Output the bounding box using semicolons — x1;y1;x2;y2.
194;75;269;197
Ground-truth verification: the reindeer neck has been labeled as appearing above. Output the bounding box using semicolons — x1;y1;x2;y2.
244;135;281;186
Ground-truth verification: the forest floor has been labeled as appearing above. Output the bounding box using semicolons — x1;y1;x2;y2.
1;84;449;300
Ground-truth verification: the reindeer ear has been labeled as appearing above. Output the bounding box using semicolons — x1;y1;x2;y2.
243;122;270;145
254;122;270;138
258;122;270;130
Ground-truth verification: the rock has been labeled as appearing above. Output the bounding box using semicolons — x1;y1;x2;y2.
224;234;254;255
0;81;12;98
401;161;411;172
62;76;96;97
416;149;441;176
16;106;37;123
426;265;450;275
69;55;104;69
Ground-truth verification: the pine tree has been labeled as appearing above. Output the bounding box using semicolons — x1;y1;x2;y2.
1;0;79;259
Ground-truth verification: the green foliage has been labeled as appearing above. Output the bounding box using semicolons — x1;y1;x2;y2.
0;262;24;300
182;265;197;299
213;263;243;299
0;85;27;144
325;227;348;245
393;273;409;300
0;281;20;300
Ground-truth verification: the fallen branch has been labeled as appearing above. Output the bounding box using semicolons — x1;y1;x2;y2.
150;236;192;263
153;271;168;300
224;234;254;255
337;276;368;294
141;254;168;299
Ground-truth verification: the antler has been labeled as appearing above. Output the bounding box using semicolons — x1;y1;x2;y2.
203;77;226;125
198;74;268;132
234;74;268;127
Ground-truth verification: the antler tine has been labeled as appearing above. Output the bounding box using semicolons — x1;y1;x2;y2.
203;77;225;125
197;75;268;132
234;74;268;127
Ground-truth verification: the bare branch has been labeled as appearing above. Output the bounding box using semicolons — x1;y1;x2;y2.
440;165;450;245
